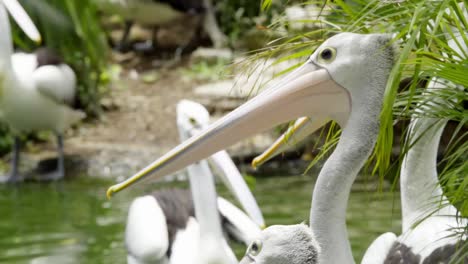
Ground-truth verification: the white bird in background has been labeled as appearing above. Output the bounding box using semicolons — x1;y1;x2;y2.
360;81;467;264
125;100;263;264
0;0;84;183
361;6;468;263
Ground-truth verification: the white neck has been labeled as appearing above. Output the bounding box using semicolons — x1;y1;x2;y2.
400;105;454;231
310;83;384;264
187;160;229;262
187;160;224;240
401;6;466;230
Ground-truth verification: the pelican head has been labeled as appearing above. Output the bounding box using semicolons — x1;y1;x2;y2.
107;33;396;197
239;224;320;264
176;99;211;141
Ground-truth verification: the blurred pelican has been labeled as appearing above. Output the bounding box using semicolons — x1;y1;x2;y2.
0;0;83;182
125;100;263;264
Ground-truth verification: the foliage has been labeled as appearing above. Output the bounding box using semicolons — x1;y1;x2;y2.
181;59;230;82
0;0;109;155
216;0;288;45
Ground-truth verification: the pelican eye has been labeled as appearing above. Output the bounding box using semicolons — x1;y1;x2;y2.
188;117;197;125
318;47;336;63
247;240;263;256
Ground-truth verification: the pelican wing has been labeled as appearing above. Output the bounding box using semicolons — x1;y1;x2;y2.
361;232;397;264
33;64;76;106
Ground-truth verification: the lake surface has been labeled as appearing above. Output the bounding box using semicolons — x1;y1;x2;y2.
0;171;401;263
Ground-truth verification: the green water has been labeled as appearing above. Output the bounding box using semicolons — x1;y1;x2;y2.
0;173;401;263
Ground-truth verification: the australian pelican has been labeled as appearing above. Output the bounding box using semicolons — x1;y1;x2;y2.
249;17;468;264
125;100;263;264
0;0;83;182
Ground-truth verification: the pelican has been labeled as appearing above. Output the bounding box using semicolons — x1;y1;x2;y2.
125;100;263;264
98;0;227;51
250;16;468;264
0;0;83;182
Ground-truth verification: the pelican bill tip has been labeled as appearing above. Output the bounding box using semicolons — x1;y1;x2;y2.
251;159;258;169
35;35;42;45
106;186;117;199
251;155;266;169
